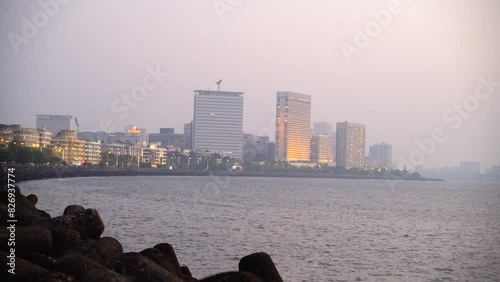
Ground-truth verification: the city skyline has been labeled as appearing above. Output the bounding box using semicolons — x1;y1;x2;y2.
0;1;499;169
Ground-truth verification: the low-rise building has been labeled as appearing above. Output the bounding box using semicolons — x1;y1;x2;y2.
102;142;127;156
243;134;275;162
10;124;52;149
0;124;13;147
84;141;101;165
142;143;167;167
50;130;85;165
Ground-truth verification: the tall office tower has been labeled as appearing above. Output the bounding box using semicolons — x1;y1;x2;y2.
36;115;74;136
192;90;244;159
183;121;193;149
314;122;333;135
310;134;333;164
275;91;311;162
368;142;393;168
314;122;335;163
335;121;366;168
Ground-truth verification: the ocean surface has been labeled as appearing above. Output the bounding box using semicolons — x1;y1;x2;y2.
21;176;500;281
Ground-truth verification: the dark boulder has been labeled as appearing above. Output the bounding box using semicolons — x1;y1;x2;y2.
0;204;8;226
181;266;199;282
104;252;184;282
199;271;263;282
153;243;182;269
50;227;81;256
181;265;192;277
26;194;38;206
61;237;123;261
139;248;183;278
0;187;51;226
63;205;85;216
239;252;283;282
0;250;75;282
14;226;53;256
50;208;105;240
56;255;128;282
22;253;57;271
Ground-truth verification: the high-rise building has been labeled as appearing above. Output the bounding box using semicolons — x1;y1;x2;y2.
335;121;366;168
368;142;393;168
192;90;244;159
275;91;311;162
36;115;74;136
183;121;193;149
310;134;333;164
313;122;336;164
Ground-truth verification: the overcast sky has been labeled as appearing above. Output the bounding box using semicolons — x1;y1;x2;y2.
0;0;499;170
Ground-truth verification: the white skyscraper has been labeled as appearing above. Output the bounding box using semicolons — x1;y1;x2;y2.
192;90;244;159
36;115;74;136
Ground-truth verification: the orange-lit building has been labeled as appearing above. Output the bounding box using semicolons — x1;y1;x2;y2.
275;91;311;162
310;134;334;164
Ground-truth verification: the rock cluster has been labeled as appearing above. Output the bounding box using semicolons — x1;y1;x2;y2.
0;186;283;281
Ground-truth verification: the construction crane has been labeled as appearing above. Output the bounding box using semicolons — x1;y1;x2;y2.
74;117;79;134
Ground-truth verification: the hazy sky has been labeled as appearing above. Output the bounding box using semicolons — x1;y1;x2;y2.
1;0;499;170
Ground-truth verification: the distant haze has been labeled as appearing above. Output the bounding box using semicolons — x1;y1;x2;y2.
0;0;499;170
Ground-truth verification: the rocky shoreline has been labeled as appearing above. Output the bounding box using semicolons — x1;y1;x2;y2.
0;186;283;281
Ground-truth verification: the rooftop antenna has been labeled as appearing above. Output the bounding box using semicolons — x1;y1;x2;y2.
215;79;222;91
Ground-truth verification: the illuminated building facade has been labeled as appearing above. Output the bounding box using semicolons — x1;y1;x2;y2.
51;130;85;165
84;141;101;165
11;125;52;149
335;121;366;168
275;91;311;162
0;125;13;147
142;143;167;167
310;134;333;164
